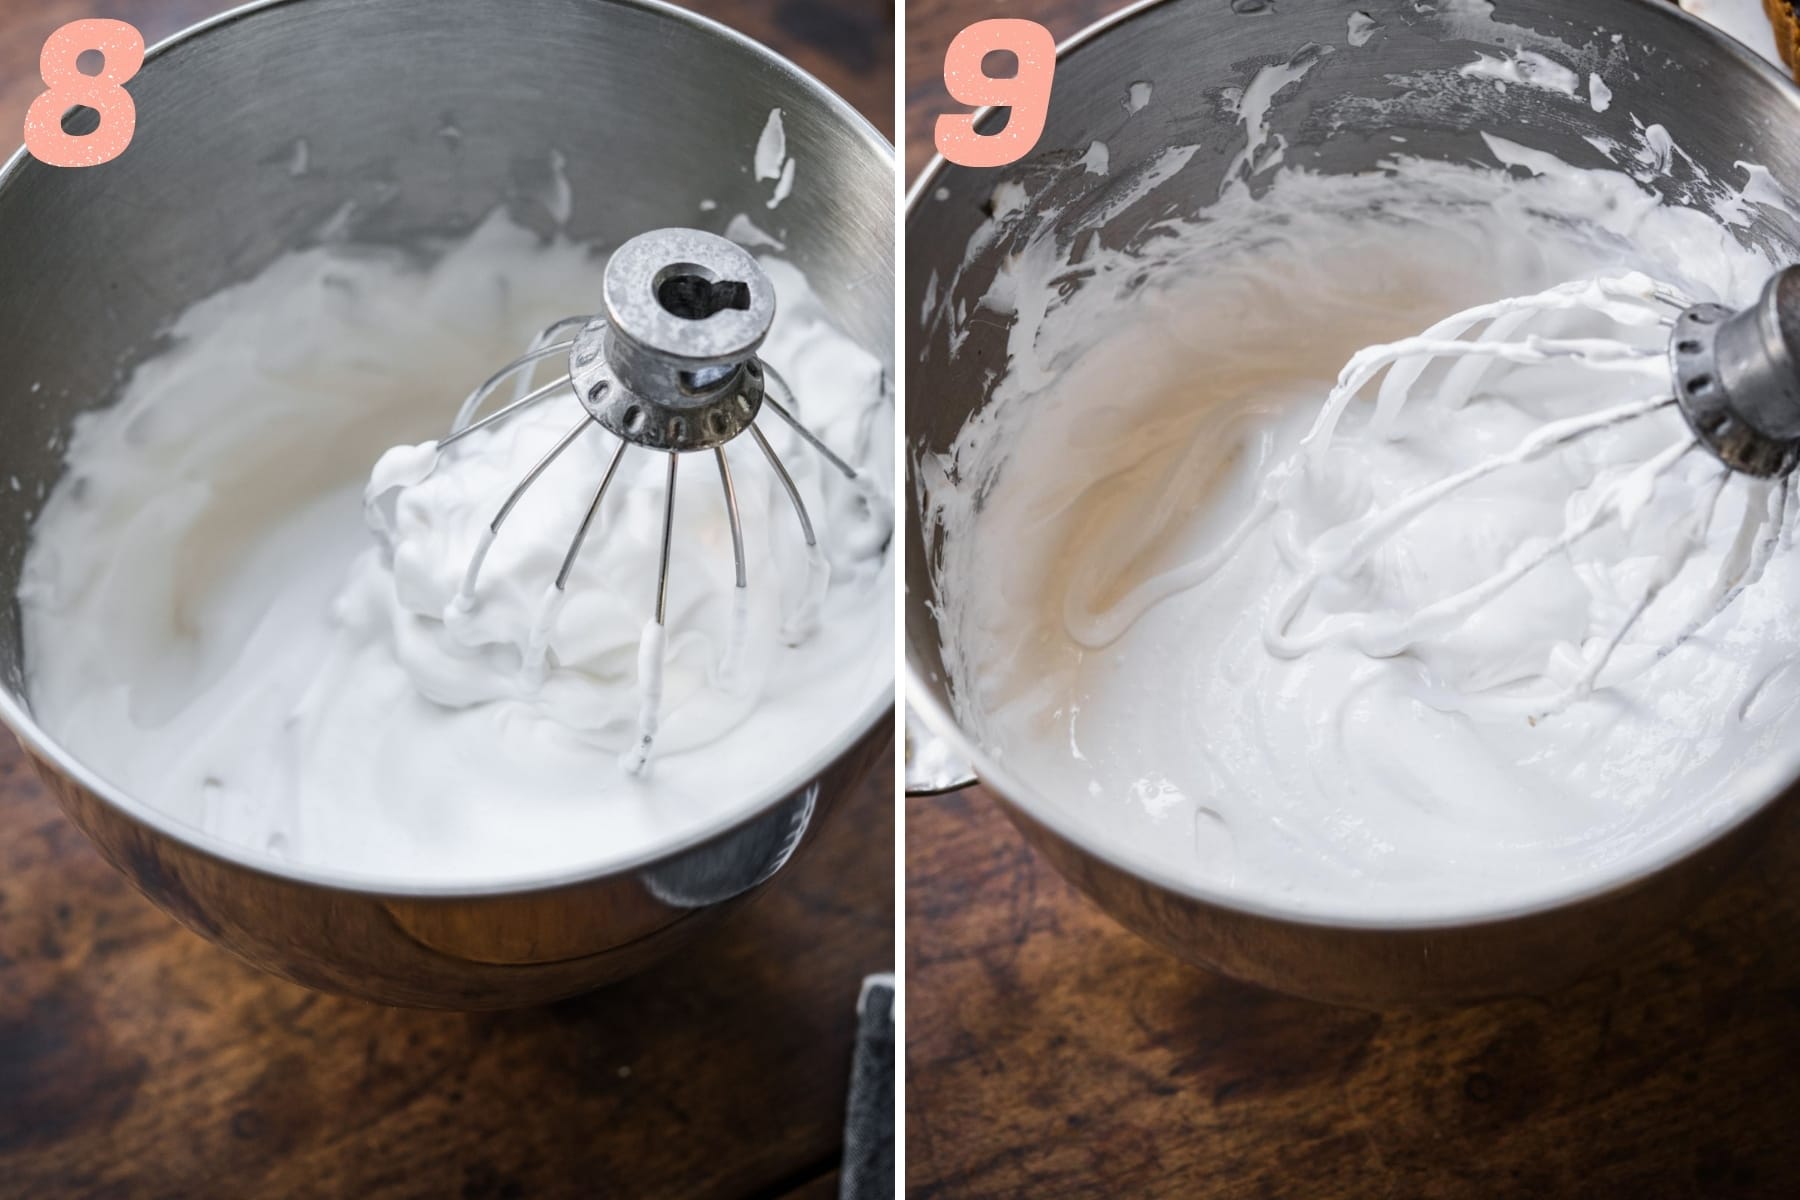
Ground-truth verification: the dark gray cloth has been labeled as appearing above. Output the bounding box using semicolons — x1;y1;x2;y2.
840;974;894;1200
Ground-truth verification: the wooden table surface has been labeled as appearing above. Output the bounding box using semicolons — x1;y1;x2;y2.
904;1;1800;1197
0;2;894;1198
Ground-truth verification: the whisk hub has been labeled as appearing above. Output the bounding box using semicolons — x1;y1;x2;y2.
1672;265;1800;478
572;228;774;453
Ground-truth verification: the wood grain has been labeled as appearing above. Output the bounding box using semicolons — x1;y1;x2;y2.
2;748;893;1199
0;1;894;1196
907;788;1800;1199
905;1;1800;1196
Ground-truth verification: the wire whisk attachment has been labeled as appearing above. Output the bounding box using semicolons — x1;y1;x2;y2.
429;228;874;774
1276;267;1800;717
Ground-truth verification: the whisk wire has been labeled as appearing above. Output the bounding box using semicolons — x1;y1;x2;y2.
762;365;859;481
461;415;591;600
1271;436;1697;661
655;451;679;624
505;317;589;406
1572;459;1729;699
1656;473;1789;663
555;439;629;591
716;447;747;589
750;422;818;548
442;374;573;451
452;341;576;432
1306;277;1683;454
1312;394;1675;579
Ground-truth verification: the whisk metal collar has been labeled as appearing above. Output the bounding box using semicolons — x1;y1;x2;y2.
571;228;774;453
1672;265;1800;478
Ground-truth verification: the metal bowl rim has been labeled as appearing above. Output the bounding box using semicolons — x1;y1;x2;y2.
903;0;1800;935
0;0;897;900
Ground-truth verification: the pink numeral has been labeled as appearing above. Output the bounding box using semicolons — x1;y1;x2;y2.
935;19;1056;169
24;19;146;168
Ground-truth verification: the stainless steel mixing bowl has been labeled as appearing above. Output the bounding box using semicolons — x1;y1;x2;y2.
906;0;1800;1006
0;0;893;1009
